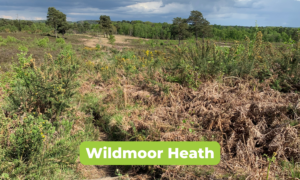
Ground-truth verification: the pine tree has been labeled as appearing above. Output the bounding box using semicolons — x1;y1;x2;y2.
99;15;112;38
46;7;68;38
172;17;189;45
187;10;211;41
58;22;70;38
83;21;90;33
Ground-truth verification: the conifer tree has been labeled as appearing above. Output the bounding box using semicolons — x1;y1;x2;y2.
172;17;189;45
83;21;90;33
46;7;68;38
99;15;112;38
188;10;211;41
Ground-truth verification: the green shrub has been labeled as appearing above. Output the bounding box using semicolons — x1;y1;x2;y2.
0;42;7;46
37;37;49;47
18;45;28;52
80;93;102;121
3;114;53;161
108;34;116;45
56;38;65;44
5;35;17;43
0;111;86;179
0;44;96;179
5;45;80;121
96;44;100;50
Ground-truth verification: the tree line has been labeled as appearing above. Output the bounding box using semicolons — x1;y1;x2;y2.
0;7;299;43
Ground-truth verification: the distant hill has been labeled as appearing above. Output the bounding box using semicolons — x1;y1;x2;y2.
76;20;99;24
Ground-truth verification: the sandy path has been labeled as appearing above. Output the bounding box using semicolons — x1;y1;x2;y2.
79;34;149;50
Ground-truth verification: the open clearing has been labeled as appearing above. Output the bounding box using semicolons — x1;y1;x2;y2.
78;34;232;49
79;34;149;49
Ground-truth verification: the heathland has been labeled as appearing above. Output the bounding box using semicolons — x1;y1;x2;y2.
0;9;300;180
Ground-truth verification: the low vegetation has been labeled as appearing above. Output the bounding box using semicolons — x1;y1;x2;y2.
0;7;299;180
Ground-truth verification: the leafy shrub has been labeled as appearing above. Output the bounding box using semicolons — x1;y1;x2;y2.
96;44;100;50
18;45;28;52
108;34;116;45
5;35;17;43
0;42;7;46
0;111;86;179
37;37;49;47
0;44;96;179
94;62;116;81
56;38;65;44
3;114;53;161
80;93;102;121
5;45;80;121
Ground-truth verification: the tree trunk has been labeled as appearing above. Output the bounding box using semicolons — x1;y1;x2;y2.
55;29;57;38
19;20;21;31
178;37;181;45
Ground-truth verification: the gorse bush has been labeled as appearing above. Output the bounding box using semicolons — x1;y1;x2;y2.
5;45;80;121
80;93;102;121
2;114;52;162
0;110;87;179
56;37;65;44
37;37;49;47
0;44;98;179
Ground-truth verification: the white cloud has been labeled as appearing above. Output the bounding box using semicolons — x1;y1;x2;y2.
69;1;191;16
124;1;191;14
34;17;43;20
1;15;13;19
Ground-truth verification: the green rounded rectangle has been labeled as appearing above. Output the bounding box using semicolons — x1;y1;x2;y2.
80;141;220;165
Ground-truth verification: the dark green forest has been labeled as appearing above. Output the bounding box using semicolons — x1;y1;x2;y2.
0;11;299;43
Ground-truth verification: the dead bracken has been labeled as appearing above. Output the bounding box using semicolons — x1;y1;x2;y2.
92;71;300;179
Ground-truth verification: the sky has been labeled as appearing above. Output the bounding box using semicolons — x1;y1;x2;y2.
0;0;299;27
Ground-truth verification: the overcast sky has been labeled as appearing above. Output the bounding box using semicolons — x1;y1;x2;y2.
0;0;299;27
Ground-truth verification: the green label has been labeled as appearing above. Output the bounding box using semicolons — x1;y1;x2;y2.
80;142;220;165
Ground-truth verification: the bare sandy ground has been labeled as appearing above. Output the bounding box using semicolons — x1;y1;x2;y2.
77;34;231;49
79;34;149;50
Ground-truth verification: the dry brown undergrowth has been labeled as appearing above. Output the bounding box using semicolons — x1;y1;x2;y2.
83;71;300;179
